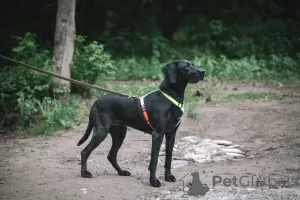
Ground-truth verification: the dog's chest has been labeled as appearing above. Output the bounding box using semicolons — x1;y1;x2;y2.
168;115;182;132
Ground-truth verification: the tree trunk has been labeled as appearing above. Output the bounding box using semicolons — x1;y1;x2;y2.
51;0;76;98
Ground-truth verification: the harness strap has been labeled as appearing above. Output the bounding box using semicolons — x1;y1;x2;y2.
140;97;154;129
159;90;184;112
139;89;185;130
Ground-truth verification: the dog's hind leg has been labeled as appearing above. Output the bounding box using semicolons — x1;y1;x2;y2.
107;123;131;176
80;113;111;178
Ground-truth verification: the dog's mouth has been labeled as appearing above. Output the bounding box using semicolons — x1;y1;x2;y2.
189;75;204;83
188;70;205;83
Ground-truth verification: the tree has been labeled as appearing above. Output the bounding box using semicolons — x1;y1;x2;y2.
51;0;76;98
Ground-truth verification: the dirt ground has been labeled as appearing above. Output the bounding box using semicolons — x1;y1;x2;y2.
1;82;300;200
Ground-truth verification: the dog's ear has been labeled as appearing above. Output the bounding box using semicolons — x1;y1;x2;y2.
161;62;177;83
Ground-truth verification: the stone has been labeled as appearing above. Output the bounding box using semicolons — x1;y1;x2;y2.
183;153;209;163
226;152;245;158
180;136;201;144
210;150;226;157
172;160;188;169
193;148;209;155
213;140;233;146
195;158;210;163
201;138;214;144
168;136;244;164
80;188;87;194
220;148;245;154
213;156;229;162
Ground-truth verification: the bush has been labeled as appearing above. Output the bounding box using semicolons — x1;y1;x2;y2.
192;54;300;81
72;35;116;84
0;33;115;131
33;97;84;135
0;32;52;129
71;35;116;96
114;57;164;80
113;52;300;82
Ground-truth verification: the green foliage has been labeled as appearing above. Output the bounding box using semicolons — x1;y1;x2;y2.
0;32;52;129
72;35;116;84
33;97;84;135
114;53;300;81
114;57;164;80
2;0;300;134
0;33;115;132
71;35;116;96
225;92;283;101
187;103;197;120
193;54;300;81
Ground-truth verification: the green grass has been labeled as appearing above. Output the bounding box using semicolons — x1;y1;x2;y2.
32;96;86;135
113;55;300;82
224;92;283;101
187;102;198;120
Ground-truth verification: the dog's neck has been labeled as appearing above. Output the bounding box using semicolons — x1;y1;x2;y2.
159;79;188;104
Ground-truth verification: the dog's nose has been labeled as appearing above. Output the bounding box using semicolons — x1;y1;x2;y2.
197;69;204;75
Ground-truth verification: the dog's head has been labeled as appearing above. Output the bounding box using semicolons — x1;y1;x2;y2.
161;60;205;84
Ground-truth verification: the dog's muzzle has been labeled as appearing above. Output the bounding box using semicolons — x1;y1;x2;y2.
198;68;205;81
189;68;205;83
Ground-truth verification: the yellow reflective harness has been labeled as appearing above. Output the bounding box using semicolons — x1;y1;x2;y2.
139;89;184;129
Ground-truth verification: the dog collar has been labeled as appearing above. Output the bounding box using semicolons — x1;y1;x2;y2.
139;89;184;112
159;90;184;113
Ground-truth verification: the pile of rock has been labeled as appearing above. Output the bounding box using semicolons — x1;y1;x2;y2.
159;136;245;168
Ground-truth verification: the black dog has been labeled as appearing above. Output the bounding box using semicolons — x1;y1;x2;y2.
77;60;205;187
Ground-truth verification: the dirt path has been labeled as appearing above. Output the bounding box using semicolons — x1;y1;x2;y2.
1;84;300;200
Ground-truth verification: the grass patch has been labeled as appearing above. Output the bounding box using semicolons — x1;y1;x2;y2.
224;92;283;101
187;103;198;120
184;82;225;104
32;96;86;135
113;55;300;82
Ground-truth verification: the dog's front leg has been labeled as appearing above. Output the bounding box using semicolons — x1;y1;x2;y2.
164;126;178;182
148;130;164;187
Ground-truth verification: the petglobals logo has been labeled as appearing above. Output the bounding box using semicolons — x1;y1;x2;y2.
212;174;300;188
188;172;210;196
180;171;210;197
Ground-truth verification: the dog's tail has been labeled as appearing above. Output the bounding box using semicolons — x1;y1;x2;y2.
77;117;93;146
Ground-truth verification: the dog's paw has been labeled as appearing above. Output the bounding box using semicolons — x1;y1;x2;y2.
81;170;93;178
150;177;161;187
118;170;131;176
165;174;176;182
